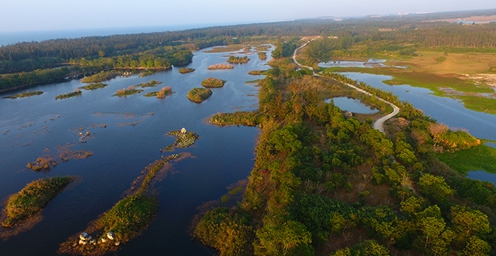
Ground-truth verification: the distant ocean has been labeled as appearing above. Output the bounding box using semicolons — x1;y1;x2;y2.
0;23;236;46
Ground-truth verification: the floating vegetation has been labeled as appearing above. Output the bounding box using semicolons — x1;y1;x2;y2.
187;88;212;103
79;83;108;90
26;156;57;171
227;56;249;64
58;154;179;255
165;129;199;150
144;86;172;98
113;86;144;97
201;77;225;88
1;177;74;228
139;80;162;88
55;89;82;100
81;71;120;83
4;91;43;99
207;64;234;70
178;68;195;74
59;149;93;162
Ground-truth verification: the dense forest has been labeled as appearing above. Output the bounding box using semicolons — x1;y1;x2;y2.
194;52;496;255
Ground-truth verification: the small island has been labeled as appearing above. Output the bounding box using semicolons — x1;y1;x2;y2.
81;71;120;83
248;70;264;75
207;64;234;70
201;77;225;88
258;52;267;60
55;89;82;100
165;128;199;150
178;68;195;74
113;86;144;97
187;88;212;103
139;70;155;77
4;91;43;99
144;86;172;98
227;56;249;64
139;80;162;88
78;83;108;90
58;154;179;255
1;176;74;228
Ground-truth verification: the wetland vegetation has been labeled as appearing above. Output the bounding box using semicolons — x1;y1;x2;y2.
207;63;234;70
187;88;212;103
1;177;74;228
178;68;195;74
201;77;225;88
78;83;107;90
144;86;172;98
55;89;82;100
4;90;43;99
165;130;199;150
113;86;144;97
227;56;250;64
1;8;496;255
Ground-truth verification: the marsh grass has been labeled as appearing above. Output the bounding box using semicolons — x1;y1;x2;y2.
1;177;74;228
78;83;107;90
4;91;43;99
113;86;144;97
165;131;199;150
55;89;82;100
187;88;212;103
201;78;225;88
178;68;195;74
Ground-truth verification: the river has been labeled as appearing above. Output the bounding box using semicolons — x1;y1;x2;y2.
0;46;273;255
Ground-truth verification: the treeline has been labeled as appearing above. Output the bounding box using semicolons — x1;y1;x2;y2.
71;49;193;70
0;68;72;92
194;62;496;255
2;10;496;74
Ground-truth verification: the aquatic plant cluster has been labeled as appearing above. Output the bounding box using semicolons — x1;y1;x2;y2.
178;68;195;74
165;130;199;150
187;88;212;103
55;89;82;100
4;91;43;99
1;177;74;228
78;83;108;90
201;77;225;88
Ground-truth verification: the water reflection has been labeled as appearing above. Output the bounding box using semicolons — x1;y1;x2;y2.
325;97;378;114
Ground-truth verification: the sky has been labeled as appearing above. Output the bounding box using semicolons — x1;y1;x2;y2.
0;0;494;32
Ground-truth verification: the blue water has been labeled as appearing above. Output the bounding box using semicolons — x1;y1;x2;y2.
326;97;379;114
0;45;273;255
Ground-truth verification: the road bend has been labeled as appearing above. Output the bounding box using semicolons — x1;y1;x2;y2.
292;38;400;133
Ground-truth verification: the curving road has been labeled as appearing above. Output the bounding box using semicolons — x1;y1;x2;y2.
292;38;400;133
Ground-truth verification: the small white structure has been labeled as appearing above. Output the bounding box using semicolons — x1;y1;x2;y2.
79;232;89;240
107;231;115;240
180;127;187;134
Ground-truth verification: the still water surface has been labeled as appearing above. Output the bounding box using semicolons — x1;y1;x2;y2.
0;46;273;255
339;71;496;185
